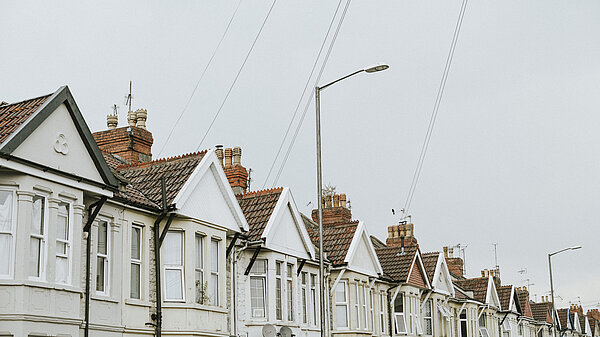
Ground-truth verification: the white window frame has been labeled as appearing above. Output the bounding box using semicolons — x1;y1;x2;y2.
130;224;142;299
369;289;374;331
302;272;308;324
479;313;489;337
55;201;72;284
380;291;386;334
360;284;367;330
424;299;433;336
29;194;48;281
355;283;361;329
210;238;220;306
276;261;283;320
250;259;267;318
95;219;110;295
194;233;204;304
0;188;16;279
459;308;468;337
335;280;349;329
413;297;423;335
163;230;185;302
286;263;294;321
310;273;317;325
394;293;407;334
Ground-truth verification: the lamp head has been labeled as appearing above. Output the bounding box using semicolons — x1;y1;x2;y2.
365;64;389;73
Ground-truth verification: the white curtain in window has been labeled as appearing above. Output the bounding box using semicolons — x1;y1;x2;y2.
164;232;183;300
163;232;182;265
210;239;219;305
335;282;348;328
0;191;13;276
165;269;183;299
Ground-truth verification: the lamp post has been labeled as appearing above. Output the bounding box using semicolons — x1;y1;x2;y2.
549;245;582;337
315;64;388;337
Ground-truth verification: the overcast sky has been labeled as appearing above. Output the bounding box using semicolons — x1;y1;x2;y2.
2;0;599;309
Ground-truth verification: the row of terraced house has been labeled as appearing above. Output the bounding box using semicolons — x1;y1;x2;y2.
0;86;598;337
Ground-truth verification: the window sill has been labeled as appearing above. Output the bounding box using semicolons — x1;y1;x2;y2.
162;302;228;313
0;279;81;293
91;294;119;303
125;298;151;307
246;321;299;328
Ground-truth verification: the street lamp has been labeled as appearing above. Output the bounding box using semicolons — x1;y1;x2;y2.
315;64;389;337
549;246;582;337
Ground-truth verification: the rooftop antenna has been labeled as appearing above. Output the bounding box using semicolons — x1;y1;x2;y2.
247;168;253;191
493;243;499;271
112;104;119;115
452;243;468;275
124;81;133;113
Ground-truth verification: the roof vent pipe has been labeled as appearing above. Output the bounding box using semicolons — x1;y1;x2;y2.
400;236;405;254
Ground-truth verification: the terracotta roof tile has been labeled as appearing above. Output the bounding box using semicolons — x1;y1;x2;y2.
497;285;513;311
530;302;553;324
422;252;440;283
238;188;284;241
558;309;569;329
454;277;489;303
374;245;418;282
306;220;358;266
118;151;206;207
0;94;51;145
516;289;533;318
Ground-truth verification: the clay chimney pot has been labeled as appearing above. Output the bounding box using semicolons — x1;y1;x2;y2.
215;145;224;166
135;109;147;129
340;194;347;208
224;148;233;167
128;109;137;127
233;147;242;166
333;194;340;207
325;195;332;208
107;114;118;130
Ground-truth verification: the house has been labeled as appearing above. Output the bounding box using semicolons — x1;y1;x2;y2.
235;187;320;337
587;309;600;337
530;298;554;337
496;285;523;337
420;250;456;337
374;221;432;337
305;194;390;337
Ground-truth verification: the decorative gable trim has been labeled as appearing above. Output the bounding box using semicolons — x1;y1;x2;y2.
172;149;248;232
487;276;501;308
432;253;455;297
0;86;118;187
261;187;315;259
344;221;383;276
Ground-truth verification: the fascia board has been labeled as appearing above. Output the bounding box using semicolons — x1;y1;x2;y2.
414;250;432;288
346;265;379;278
172;149;248;232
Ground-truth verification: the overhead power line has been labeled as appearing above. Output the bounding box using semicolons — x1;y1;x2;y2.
261;0;344;188
403;0;469;215
272;0;353;186
157;0;243;158
196;0;278;151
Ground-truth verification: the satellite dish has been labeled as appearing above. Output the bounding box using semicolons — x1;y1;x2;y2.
263;324;276;337
279;326;293;337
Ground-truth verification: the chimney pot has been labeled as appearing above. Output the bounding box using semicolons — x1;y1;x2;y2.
333;194;340;207
233;147;242;166
481;270;486;277
128;109;137;127
443;246;449;258
340;194;347;208
224;148;233;167
107;114;118;130
215;145;224;166
135;108;147;129
449;247;454;258
325;195;332;208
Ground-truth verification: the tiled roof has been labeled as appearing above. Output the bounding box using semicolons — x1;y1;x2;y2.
0;94;51;145
454;277;489;303
531;302;553;324
118;151;206;207
558;309;569;329
497;285;513;311
422;252;439;283
238;188;283;241
102;151;129;169
370;235;387;249
580;316;587;334
453;284;472;300
374;244;418;282
516;290;533;318
306;220;358;266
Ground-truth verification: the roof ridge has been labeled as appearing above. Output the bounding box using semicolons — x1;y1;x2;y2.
242;187;284;198
117;150;208;169
0;93;52;108
422;251;440;255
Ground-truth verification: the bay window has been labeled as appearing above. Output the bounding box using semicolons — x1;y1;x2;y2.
250;259;267;318
96;220;109;294
479;313;490;337
29;195;46;279
0;190;15;278
55;202;71;284
276;261;283;320
130;225;142;299
394;293;407;334
287;263;294;321
335;280;349;328
195;234;204;304
210;239;219;305
164;231;184;301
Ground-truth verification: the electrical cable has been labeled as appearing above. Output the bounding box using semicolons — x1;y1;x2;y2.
403;0;469;215
272;0;352;186
196;0;278;151
261;0;344;189
157;0;243;158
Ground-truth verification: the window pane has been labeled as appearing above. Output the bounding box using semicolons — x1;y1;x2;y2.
0;234;11;275
396;314;407;333
250;277;265;317
31;196;44;235
130;263;140;299
131;227;141;260
29;237;41;277
336;305;348;327
276;261;281;275
163;232;182;265
251;259;266;274
211;273;218;305
56;256;68;283
276;278;282;320
211;240;219;272
56;241;67;255
195;234;203;269
57;203;69;240
97;221;107;255
165;269;183;300
336;282;346;302
96;257;105;291
461;321;468;337
287;279;293;320
195;270;205;303
0;191;13;232
394;294;404;313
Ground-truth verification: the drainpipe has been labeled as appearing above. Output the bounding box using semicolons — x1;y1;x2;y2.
153;211;166;337
83;196;107;337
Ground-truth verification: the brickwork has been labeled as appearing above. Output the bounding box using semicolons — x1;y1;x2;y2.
446;257;464;277
218;146;248;195
407;261;427;288
386;222;418;247
92;126;153;163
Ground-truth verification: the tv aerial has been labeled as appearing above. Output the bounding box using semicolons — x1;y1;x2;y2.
262;324;276;337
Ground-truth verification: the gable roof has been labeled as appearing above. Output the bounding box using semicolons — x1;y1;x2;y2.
498;285;513;311
454;277;490;303
422;252;439;282
238;188;284;241
375;244;430;288
516;289;533;319
531;302;553;324
343;221;383;276
306;220;358;266
558;309;570;330
0;86;118;188
118;151;206;207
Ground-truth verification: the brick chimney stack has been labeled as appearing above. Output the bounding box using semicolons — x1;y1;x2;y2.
443;246;464;277
93;107;153;163
311;193;352;225
386;221;418;247
220;146;248;195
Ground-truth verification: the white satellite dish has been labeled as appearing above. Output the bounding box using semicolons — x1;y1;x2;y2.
279;326;293;337
263;324;276;337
